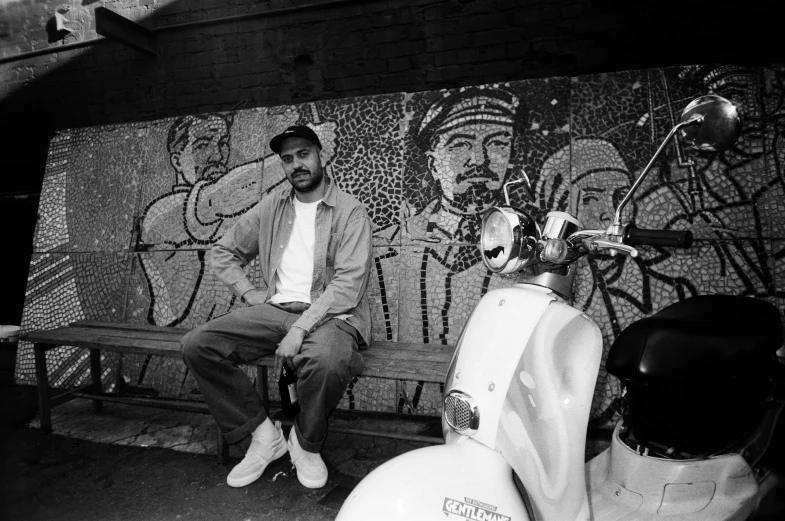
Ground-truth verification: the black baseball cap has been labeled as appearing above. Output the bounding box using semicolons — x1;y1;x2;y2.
269;125;323;154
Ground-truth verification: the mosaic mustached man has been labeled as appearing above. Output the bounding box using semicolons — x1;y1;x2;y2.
403;86;524;346
182;125;373;489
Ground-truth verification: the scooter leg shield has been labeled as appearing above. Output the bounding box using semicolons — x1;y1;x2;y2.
336;438;531;521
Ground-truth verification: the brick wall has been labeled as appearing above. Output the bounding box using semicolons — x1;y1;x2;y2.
1;0;782;160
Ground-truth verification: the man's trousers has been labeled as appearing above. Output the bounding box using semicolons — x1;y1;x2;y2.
181;303;364;453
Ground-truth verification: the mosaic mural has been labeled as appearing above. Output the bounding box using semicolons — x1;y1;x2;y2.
17;65;785;423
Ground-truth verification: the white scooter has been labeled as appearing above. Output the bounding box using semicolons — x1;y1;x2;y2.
336;95;785;521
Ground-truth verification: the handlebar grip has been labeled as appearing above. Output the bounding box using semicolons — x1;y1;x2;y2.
623;226;693;248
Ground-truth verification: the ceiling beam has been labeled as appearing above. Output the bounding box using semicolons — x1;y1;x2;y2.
95;7;157;57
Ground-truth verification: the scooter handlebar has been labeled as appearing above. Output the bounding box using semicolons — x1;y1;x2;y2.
623;225;693;248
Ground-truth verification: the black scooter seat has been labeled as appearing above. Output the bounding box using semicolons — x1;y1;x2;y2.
606;294;783;454
607;294;782;382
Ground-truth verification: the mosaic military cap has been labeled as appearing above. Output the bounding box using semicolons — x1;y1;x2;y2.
269;125;323;154
416;86;520;145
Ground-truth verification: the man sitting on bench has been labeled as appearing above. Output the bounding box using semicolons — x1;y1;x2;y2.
182;125;373;489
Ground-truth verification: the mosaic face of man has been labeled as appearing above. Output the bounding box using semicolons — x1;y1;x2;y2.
170;115;230;185
574;169;631;229
428;121;513;215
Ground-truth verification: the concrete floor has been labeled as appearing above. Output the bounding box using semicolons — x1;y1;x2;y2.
2;383;783;521
0;384;433;521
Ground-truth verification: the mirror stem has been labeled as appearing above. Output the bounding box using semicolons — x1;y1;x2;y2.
612;116;702;228
503;178;522;205
503;169;532;205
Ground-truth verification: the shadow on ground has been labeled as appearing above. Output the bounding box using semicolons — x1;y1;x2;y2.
0;384;427;521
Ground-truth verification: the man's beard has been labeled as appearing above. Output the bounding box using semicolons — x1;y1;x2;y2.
290;165;324;193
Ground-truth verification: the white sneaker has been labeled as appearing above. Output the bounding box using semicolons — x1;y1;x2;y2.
288;428;328;488
226;424;288;488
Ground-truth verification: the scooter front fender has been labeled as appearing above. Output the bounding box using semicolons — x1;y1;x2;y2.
337;437;530;521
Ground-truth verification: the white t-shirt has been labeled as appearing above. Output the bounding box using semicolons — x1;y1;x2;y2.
269;197;320;304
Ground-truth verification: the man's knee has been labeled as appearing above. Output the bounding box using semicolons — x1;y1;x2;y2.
299;326;362;380
181;327;211;367
302;348;347;378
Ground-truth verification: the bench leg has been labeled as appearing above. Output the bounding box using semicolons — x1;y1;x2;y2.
256;366;269;410
34;343;52;434
89;348;103;412
217;425;229;465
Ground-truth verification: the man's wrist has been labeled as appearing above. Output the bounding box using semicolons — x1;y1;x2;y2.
289;325;308;338
232;278;257;300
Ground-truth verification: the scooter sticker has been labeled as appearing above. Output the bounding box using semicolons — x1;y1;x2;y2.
442;497;511;521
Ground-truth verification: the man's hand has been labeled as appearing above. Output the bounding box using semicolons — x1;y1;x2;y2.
275;326;306;374
241;288;266;306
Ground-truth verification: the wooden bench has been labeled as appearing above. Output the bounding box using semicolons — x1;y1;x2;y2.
23;320;454;463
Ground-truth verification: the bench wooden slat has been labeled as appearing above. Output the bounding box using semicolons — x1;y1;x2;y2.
70;320;191;334
359;346;453;363
59;323;454;355
361;361;448;382
31;336;181;358
25;326;184;346
24;323;454;383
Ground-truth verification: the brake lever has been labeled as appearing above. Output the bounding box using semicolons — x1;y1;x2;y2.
588;239;639;258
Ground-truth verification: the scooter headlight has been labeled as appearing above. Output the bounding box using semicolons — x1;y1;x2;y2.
480;206;540;274
444;390;479;435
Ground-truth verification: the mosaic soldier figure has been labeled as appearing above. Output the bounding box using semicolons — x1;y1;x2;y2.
139;114;261;325
403;86;525;346
182;126;372;489
538;138;699;419
140;114;339;328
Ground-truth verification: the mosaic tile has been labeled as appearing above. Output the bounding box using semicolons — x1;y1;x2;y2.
773;240;785;303
305;93;406;246
651;66;772;241
124;251;260;329
574;238;777;420
34;131;71;252
761;66;785;239
396;244;525;346
370;245;400;342
571;70;658;157
337;376;400;414
119;249;260;397
115;352;193;400
569;70;664;229
37;125;149;253
401;80;570;248
135;111;267;253
396;379;443;416
20;65;785;425
16;252;132;386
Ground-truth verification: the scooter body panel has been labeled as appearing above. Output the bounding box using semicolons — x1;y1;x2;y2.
586;423;759;520
444;284;603;521
336;437;530;521
494;300;603;521
444;284;555;448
